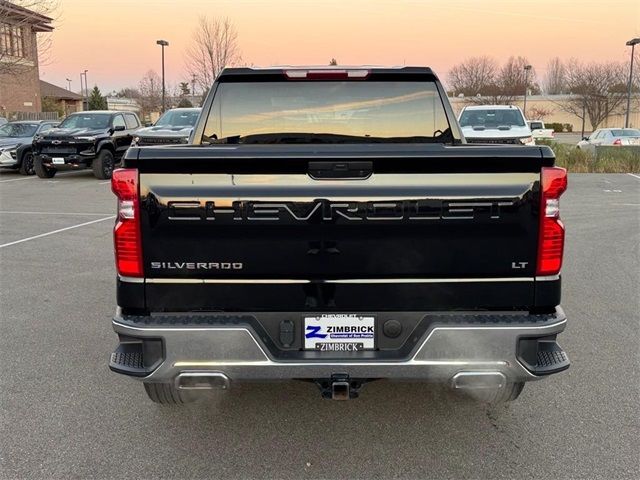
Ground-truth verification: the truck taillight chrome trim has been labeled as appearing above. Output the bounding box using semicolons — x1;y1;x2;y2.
537;167;567;276
112;168;143;277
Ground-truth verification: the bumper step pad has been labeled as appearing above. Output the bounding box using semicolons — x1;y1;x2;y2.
535;342;570;374
109;338;163;377
518;336;570;376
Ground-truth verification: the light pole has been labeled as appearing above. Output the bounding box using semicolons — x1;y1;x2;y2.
625;38;640;128
523;64;532;118
156;40;169;113
80;70;88;110
66;78;72;91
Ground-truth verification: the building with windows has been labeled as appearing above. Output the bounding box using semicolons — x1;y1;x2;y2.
0;0;53;116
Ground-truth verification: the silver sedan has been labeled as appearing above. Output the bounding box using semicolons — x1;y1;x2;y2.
577;128;640;152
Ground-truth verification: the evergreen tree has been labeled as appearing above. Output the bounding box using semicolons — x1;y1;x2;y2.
88;86;108;110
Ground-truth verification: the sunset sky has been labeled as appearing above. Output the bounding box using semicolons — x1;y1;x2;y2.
40;0;640;94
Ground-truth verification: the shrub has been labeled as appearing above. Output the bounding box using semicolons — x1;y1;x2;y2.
544;122;565;133
536;140;640;173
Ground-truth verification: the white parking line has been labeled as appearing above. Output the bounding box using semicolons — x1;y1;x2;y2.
0;210;114;216
627;173;640;180
0;175;38;183
0;215;115;249
0;171;92;184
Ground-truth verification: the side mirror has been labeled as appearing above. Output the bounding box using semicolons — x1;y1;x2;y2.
144;122;153;127
582;137;589;141
112;125;126;132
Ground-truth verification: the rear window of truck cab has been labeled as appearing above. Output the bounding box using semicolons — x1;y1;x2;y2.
202;80;452;144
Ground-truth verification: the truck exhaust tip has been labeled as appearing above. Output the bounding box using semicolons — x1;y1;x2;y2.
175;372;231;390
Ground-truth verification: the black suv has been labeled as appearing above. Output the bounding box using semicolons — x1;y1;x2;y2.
33;111;141;179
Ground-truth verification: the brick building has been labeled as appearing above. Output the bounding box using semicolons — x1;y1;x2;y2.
0;0;53;117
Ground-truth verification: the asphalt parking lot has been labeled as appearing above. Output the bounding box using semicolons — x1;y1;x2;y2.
1;171;638;480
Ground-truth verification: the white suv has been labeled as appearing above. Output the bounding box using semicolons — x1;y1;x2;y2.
458;105;534;145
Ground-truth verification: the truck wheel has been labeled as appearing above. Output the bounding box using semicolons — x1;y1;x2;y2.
492;382;525;404
19;151;35;175
92;150;115;179
34;156;56;178
143;382;191;404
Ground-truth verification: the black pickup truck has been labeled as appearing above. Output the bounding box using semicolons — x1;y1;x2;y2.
109;67;569;404
33;111;141;179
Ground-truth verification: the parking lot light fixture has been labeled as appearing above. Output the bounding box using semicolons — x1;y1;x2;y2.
156;40;169;113
625;38;640;128
80;70;88;110
523;64;532;118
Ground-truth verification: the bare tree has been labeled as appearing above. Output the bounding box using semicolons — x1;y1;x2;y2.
527;106;554;120
553;59;627;130
498;56;539;96
447;56;498;97
138;70;162;117
0;0;58;76
185;16;241;92
115;87;141;99
544;57;565;94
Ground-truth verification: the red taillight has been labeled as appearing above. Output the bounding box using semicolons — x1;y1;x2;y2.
537;167;567;276
612;138;622;146
111;168;143;277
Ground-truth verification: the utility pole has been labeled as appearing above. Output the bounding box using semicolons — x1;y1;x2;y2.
191;74;196;99
156;40;169;113
523;64;532;117
624;38;640;128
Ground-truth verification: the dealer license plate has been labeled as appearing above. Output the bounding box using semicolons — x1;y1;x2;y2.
52;157;65;165
304;314;375;351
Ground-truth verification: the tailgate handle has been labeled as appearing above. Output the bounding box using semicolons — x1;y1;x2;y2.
308;161;372;180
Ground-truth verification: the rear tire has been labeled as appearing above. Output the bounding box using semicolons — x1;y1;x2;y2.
492;382;525;404
143;382;191;405
19;151;35;175
34;156;56;178
92;149;115;179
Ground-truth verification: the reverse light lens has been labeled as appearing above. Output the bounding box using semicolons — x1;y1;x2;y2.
111;168;142;277
519;136;534;145
537;167;568;276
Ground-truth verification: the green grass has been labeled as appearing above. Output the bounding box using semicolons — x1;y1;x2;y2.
537;141;640;173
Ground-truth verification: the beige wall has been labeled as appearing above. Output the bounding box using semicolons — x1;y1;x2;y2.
449;95;640;132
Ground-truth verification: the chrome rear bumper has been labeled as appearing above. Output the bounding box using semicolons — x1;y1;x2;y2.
111;308;568;385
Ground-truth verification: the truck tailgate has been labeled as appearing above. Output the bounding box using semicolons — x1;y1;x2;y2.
126;144;554;312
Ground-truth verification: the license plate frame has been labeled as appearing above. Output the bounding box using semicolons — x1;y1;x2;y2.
52;157;65;165
303;314;375;351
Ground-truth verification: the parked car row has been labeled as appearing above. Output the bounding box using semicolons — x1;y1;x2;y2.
0;107;201;179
